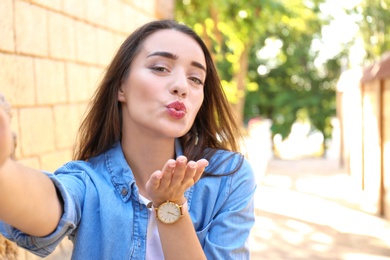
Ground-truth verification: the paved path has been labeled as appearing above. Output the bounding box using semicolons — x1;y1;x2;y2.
250;158;390;259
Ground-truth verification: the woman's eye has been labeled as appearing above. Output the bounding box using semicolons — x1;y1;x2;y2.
189;77;204;85
151;66;168;72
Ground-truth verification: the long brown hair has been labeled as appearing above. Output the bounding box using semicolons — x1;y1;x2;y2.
74;20;243;174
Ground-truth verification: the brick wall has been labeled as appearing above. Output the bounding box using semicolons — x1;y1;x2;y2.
0;0;173;259
1;0;174;171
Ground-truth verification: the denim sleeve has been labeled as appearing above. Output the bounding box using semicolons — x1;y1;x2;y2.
0;170;84;258
203;158;256;260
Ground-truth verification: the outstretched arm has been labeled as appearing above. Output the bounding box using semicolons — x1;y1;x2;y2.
146;156;208;260
0;103;63;237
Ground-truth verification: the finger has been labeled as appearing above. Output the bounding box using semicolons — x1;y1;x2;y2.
196;159;209;169
159;159;176;188
171;156;187;184
193;159;209;183
181;160;197;184
161;159;176;174
146;170;163;192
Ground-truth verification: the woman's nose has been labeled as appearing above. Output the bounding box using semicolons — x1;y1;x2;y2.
170;72;189;97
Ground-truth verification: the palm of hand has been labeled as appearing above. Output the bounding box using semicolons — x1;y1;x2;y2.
145;156;208;206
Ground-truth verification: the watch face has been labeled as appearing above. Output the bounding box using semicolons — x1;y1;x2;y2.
157;201;181;224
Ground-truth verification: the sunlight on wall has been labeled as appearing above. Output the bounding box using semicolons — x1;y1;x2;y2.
362;83;381;213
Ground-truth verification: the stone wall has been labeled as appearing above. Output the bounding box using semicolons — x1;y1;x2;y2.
0;0;173;259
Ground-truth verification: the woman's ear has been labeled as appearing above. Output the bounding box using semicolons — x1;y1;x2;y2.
117;88;126;102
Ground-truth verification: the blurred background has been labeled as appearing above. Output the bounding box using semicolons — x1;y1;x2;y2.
1;0;390;259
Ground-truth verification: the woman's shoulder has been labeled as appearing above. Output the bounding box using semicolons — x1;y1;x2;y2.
53;143;130;185
58;160;93;171
54;153;104;177
57;141;120;167
56;143;119;174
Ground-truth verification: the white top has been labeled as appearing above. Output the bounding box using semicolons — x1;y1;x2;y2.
139;194;164;260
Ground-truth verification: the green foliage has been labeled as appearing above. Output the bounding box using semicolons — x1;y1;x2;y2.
175;0;341;153
245;0;339;145
175;0;285;106
350;0;390;63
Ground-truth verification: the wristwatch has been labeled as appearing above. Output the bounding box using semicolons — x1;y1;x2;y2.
154;200;188;224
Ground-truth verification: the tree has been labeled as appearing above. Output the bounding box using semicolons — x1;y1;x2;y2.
350;0;390;63
245;0;338;152
176;0;341;155
175;0;285;125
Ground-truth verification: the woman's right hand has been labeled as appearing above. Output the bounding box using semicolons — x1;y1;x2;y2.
0;107;13;168
145;156;208;207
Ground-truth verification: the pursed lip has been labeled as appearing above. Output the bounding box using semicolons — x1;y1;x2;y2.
166;101;187;113
166;101;187;119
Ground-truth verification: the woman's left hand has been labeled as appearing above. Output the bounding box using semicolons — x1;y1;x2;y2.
146;156;208;206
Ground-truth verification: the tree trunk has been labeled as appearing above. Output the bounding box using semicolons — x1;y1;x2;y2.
231;46;250;127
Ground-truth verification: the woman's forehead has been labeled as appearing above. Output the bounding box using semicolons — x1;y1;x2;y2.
140;29;206;65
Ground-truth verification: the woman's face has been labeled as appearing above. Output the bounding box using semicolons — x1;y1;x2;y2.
118;29;206;139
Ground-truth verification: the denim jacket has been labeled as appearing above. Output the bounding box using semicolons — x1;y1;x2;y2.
0;141;256;259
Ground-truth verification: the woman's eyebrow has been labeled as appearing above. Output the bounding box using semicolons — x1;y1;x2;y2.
191;61;206;72
147;51;206;72
147;51;178;60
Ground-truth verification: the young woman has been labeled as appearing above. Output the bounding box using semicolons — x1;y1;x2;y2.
0;20;256;259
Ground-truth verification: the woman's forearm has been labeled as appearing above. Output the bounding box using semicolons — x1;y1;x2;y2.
0;159;63;237
158;212;206;260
